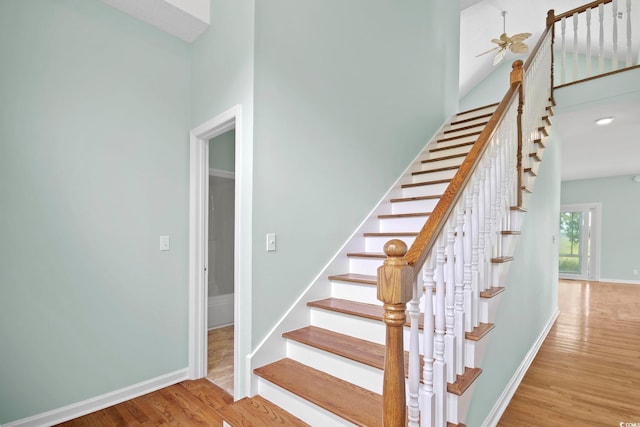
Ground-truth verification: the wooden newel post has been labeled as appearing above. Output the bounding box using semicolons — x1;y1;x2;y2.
377;239;413;427
511;59;525;207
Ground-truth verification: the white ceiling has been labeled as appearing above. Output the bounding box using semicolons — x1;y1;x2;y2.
460;0;640;181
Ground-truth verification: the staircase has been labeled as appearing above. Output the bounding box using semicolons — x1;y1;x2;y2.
221;85;553;425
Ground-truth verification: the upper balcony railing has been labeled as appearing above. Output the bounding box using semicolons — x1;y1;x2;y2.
552;0;640;87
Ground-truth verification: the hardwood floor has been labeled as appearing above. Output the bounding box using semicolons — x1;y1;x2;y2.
56;379;232;426
499;279;640;426
207;325;234;395
57;280;640;426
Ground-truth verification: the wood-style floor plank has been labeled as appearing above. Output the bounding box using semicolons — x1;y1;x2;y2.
207;325;234;395
498;279;640;426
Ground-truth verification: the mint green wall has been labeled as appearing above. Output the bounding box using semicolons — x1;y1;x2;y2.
209;130;236;172
250;0;460;347
189;0;254;397
466;131;561;426
0;1;191;424
561;176;640;282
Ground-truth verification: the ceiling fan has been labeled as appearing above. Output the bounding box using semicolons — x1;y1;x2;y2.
476;11;531;66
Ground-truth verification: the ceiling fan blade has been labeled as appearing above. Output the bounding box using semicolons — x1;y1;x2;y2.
476;46;500;57
510;33;532;42
491;38;503;45
493;48;507;65
510;42;529;54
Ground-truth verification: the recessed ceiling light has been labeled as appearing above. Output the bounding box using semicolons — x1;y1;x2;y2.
595;117;614;126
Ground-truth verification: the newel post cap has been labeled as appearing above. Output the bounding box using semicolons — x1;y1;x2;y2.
377;239;413;304
510;60;524;87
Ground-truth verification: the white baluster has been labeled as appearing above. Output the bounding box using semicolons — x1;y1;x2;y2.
445;220;456;384
572;12;579;81
454;206;465;376
613;0;619;70
464;188;474;333
599;3;605;73
408;278;421;427
627;0;632;67
471;178;480;329
421;256;436;427
434;234;447;427
561;17;567;84
587;7;592;77
477;167;486;295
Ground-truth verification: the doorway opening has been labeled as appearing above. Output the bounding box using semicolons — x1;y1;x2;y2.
189;105;250;400
559;203;601;281
206;130;236;394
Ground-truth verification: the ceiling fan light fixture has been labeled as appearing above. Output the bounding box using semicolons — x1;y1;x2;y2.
595;117;614;126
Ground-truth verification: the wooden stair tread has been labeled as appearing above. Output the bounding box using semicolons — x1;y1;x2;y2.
328;273;376;285
521;185;533;193
436;132;479;143
456;102;499;116
538;126;549;137
524;167;537;176
480;286;505;298
254;358;382;427
220;395;310;427
546;105;555;116
542;115;552;126
362;232;419;237
347;252;386;259
500;230;521;235
491;256;514;263
510;206;527;212
422;153;467;163
466;322;495;341
284;326;387;370
444;121;488;134
308;298;383;322
390;194;442;203
431;140;476;151
529;152;541;162
378;212;431;219
402;178;452;188
447;367;482;396
533;138;546;148
308;298;425;329
412;165;459;176
284;326;482;394
450;112;492;126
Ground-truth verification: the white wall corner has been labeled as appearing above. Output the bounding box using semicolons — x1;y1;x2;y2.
101;0;210;42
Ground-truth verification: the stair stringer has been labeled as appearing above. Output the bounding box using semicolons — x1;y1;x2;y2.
246;115;454;395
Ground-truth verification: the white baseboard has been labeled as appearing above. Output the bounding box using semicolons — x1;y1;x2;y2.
481;308;560;427
3;369;189;427
208;293;234;329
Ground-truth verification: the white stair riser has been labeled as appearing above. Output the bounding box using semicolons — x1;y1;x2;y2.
435;134;478;149
447;383;477;425
420;156;465;171
286;341;383;394
412;168;457;183
455;106;497;121
365;235;417;253
402;182;450;198
379;215;428;233
257;380;356;427
465;337;489;369
310;308;385;345
391;198;440;215
428;145;472;159
348;256;385;276
447;116;490;130
331;281;380;306
479;293;502;324
440;124;485;140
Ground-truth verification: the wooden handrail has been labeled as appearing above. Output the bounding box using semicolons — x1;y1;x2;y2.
554;0;613;21
404;83;520;275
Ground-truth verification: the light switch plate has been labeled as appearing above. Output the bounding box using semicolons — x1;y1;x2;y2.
266;233;276;251
160;235;170;251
